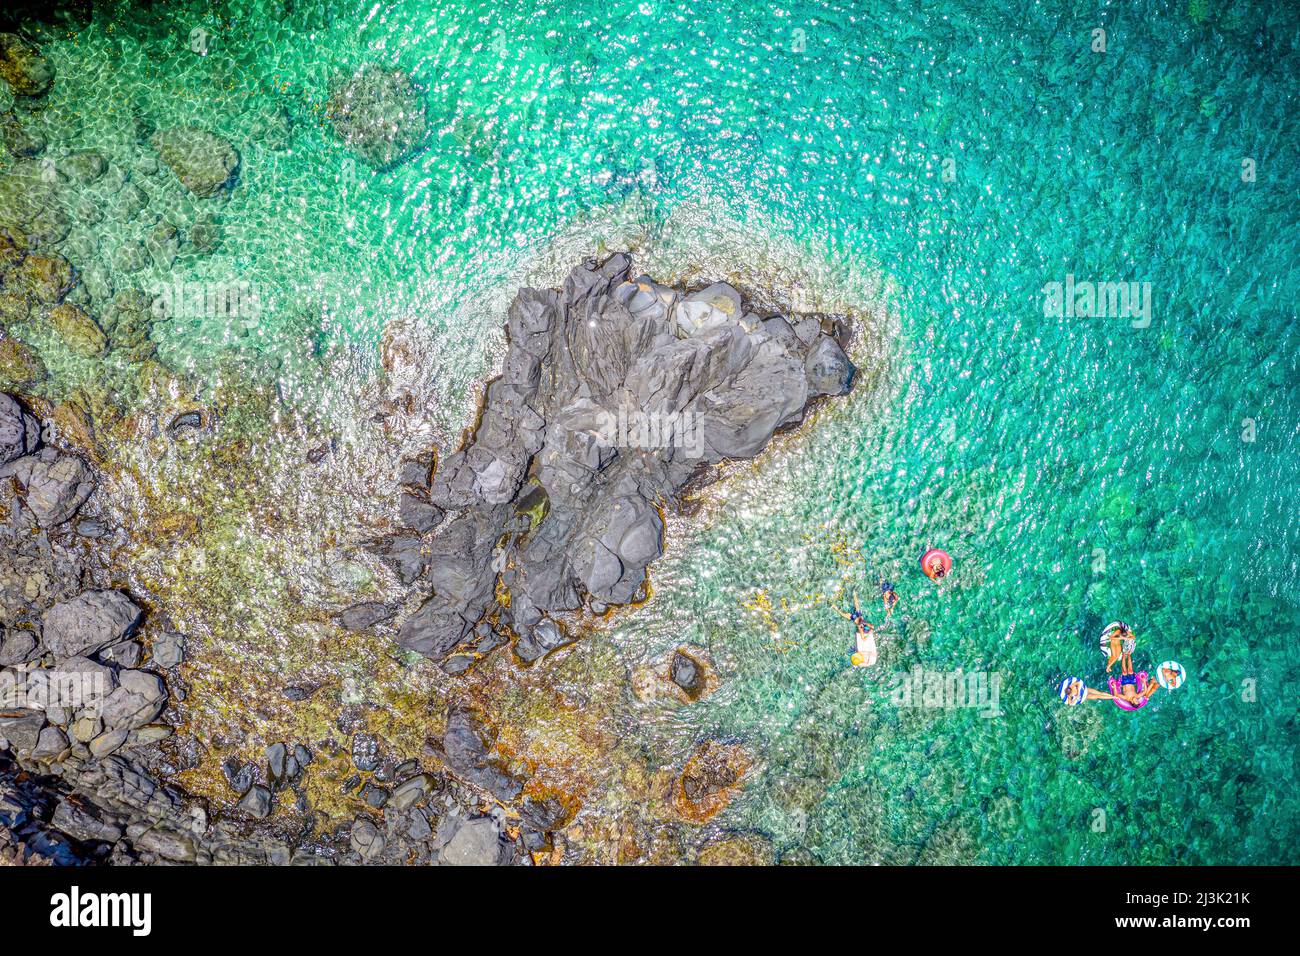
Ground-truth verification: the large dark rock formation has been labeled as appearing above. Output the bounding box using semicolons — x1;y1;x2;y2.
397;253;855;671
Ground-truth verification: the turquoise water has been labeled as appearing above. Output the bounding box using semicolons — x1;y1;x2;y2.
9;0;1298;862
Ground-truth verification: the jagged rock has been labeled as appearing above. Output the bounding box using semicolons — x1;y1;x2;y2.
512;617;574;664
0;34;54;97
237;784;273;819
326;65;427;168
51;799;122;843
41;590;142;657
440;708;522;802
398;255;855;668
1;448;94;527
221;757;254;796
0;392;39;464
262;742;286;788
149;127;239;197
0;628;37;665
399;491;444;531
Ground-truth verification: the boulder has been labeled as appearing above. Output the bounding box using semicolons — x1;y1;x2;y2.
673;282;743;337
41;590;143;658
149;127;239;197
436;815;505;866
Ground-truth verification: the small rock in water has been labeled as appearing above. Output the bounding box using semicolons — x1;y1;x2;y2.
151;630;185;668
266;742;288;789
351;733;380;772
337;601;398;631
221;757;255;796
237;784;273;820
670;651;702;697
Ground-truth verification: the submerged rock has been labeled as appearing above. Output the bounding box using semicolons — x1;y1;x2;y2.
671;740;752;824
326;65;428;168
149;127;239;197
0;34;54;97
401;254;856;670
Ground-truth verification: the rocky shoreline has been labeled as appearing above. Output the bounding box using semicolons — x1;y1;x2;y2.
1;255;856;865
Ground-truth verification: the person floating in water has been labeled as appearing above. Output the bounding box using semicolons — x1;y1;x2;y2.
1103;622;1136;673
836;593;878;667
880;581;899;623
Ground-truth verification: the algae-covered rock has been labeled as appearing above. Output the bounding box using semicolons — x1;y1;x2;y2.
149;127;239;197
8;252;74;304
671;739;752;823
0;337;45;387
0;34;54;97
47;303;107;357
697;832;772;866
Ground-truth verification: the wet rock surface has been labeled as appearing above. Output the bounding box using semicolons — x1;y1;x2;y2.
397;254;855;673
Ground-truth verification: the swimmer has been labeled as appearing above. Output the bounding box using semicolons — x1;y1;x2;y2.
1103;622;1136;673
835;592;867;628
836;594;878;667
880;581;899;623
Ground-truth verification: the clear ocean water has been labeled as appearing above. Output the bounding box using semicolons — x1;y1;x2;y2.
9;0;1298;862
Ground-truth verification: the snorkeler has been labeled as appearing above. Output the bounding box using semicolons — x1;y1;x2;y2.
1102;621;1136;673
880;581;899;623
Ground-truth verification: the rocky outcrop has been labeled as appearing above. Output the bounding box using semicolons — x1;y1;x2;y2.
326;65;428;168
149;127;239;197
396;254;855;672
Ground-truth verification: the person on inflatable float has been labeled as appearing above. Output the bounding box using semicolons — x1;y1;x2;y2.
836;593;878;667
